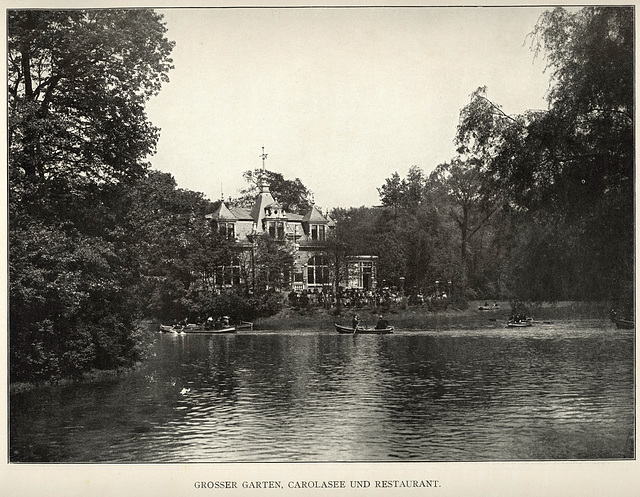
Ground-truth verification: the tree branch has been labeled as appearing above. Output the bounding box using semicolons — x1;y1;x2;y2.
466;204;500;242
477;94;526;129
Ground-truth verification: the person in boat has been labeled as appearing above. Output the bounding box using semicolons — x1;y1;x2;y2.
221;316;230;327
513;312;526;323
375;315;389;330
352;314;360;331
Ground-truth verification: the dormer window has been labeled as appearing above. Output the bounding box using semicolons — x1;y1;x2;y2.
218;222;235;241
311;224;325;241
267;221;285;240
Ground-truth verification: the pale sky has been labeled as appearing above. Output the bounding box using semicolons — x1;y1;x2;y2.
145;6;553;209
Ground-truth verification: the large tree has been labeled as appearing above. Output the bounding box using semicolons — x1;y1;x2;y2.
8;10;174;382
9;10;174;208
428;158;498;291
455;7;633;302
233;169;313;214
377;165;426;215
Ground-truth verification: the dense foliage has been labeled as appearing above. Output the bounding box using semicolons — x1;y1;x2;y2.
456;7;633;304
233;169;313;214
9;10;175;383
368;7;633;305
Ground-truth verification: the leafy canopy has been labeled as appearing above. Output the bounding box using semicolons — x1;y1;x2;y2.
8;10;175;196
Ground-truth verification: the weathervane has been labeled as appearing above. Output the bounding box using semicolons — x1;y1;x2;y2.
260;146;268;171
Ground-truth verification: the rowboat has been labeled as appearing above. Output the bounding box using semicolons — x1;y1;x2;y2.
616;319;634;329
159;324;182;333
506;320;533;328
478;304;500;311
183;324;236;334
335;323;394;334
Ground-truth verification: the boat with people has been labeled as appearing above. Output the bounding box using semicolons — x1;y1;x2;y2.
506;318;533;328
160;316;253;334
334;323;394;334
478;302;500;311
182;324;237;334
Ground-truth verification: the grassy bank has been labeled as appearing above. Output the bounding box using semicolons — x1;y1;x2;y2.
255;300;613;331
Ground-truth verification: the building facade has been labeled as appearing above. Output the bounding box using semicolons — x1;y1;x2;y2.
205;174;377;292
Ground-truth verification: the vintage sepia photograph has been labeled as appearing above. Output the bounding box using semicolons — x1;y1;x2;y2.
4;3;636;495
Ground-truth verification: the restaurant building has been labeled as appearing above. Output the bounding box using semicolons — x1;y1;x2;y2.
205;171;377;292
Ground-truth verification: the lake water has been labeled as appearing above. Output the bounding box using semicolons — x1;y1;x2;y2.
10;320;634;462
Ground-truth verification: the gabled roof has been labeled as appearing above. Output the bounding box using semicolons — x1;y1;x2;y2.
302;204;329;223
205;202;253;221
206;201;238;221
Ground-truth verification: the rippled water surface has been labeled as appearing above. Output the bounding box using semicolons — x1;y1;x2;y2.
10;320;634;462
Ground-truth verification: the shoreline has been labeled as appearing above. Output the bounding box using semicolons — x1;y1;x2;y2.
254;300;613;331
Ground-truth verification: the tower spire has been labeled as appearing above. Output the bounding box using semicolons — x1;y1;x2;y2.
260;146;268;172
258;146;270;193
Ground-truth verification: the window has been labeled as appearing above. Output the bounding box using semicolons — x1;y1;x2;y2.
307;255;329;285
232;257;241;285
268;221;285;240
219;257;241;286
311;224;325;241
218;222;235;241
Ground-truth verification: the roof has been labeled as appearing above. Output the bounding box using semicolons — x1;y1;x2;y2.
302;204;329;223
205;202;253;221
250;190;276;225
228;205;253;221
206;202;238;221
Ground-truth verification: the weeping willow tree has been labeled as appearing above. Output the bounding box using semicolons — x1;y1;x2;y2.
455;7;633;304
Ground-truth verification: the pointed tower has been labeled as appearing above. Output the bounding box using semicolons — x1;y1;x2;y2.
250;147;278;230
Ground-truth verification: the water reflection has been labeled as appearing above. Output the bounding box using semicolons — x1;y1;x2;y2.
10;321;634;462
